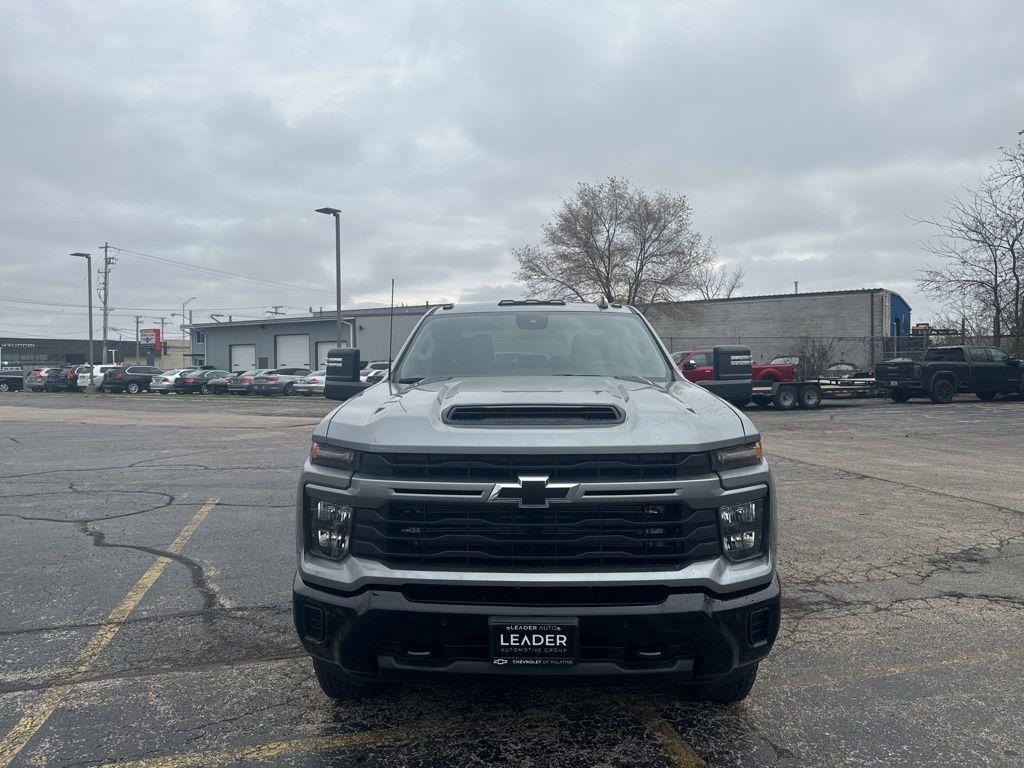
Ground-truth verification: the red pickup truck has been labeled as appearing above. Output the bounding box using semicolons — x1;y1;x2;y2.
671;350;797;384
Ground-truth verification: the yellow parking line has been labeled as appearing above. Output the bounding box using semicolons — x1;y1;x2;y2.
633;700;710;768
0;497;220;768
91;727;413;768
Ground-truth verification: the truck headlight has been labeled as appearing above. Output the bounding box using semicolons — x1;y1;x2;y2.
310;499;353;559
718;500;765;561
310;442;360;470
713;441;763;470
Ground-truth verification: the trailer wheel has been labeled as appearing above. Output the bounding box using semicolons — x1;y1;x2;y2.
773;384;798;410
797;384;821;409
929;378;955;404
890;389;911;403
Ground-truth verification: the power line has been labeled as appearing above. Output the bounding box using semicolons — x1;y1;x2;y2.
111;246;336;298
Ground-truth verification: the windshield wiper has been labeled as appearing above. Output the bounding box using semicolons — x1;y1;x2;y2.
397;376;451;386
554;373;659;386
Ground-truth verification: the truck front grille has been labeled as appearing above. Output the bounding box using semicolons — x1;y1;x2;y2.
359;452;712;482
350;502;721;570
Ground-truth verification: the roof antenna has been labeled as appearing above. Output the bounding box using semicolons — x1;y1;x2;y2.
387;277;395;390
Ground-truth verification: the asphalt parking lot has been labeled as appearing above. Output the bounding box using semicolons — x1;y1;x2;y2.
1;392;1022;767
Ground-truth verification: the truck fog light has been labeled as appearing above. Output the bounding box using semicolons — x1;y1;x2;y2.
311;500;353;559
725;530;758;553
718;500;765;562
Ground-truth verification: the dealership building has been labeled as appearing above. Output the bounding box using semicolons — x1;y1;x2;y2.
186;305;431;371
0;336;185;369
645;287;913;367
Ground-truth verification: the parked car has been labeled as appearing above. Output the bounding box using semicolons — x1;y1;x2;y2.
252;368;311;396
0;368;25;392
207;372;235;394
293;370;326;396
227;369;272;395
101;365;164;393
151;369;192;394
77;364;120;391
876;345;1024;403
173;369;231;394
44;366;82;392
24;367;52;392
673;349;796;384
359;361;390;383
824;362;873;380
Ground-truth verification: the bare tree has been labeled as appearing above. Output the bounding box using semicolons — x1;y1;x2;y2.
917;136;1024;354
513;178;717;311
693;261;745;300
787;336;838;379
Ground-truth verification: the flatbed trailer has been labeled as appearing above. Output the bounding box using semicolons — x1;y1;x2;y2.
748;377;879;410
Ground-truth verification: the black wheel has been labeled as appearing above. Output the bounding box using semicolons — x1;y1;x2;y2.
312;659;380;701
200;384;211;395
772;384;798;410
0;382;9;392
751;395;771;409
126;382;141;394
890;389;911;403
730;397;750;408
284;383;295;396
159;390;169;395
796;385;821;409
695;664;759;704
929;378;955;404
976;391;996;401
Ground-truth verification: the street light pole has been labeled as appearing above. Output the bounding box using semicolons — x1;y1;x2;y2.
71;253;94;388
315;207;344;347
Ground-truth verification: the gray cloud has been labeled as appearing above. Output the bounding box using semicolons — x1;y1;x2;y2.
1;0;1022;339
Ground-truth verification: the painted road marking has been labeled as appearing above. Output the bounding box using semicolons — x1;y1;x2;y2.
91;728;419;768
632;700;710;768
0;497;220;768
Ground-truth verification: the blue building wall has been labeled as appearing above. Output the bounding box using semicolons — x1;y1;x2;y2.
890;293;912;336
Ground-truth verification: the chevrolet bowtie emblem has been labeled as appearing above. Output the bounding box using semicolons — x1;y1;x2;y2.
488;475;580;508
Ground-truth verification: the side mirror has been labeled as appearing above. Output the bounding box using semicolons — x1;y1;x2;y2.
683;360;697;371
1008;357;1020;366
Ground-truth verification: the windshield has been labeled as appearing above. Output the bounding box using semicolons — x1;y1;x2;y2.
394;311;673;381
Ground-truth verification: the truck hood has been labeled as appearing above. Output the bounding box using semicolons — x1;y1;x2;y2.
316;376;756;453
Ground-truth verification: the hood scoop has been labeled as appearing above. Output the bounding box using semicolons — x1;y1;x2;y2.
443;404;624;426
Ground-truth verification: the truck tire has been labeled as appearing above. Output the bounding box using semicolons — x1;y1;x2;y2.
772;384;797;410
0;382;9;392
796;385;821;409
890;389;911;403
751;395;771;409
696;663;759;704
312;658;379;701
975;391;996;401
929;378;955;404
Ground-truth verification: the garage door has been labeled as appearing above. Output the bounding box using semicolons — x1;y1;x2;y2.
275;334;310;368
316;340;347;369
229;344;256;373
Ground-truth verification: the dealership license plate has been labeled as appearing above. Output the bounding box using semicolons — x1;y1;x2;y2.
890;380;899;386
489;618;578;666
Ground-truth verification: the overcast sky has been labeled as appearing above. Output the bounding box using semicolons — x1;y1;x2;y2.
2;1;1022;339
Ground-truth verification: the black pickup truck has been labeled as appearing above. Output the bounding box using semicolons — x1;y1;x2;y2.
876;346;1023;403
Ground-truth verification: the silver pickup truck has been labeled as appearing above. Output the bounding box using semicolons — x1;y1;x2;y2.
293;300;779;702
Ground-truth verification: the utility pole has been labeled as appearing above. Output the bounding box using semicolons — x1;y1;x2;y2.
134;315;142;361
98;242;116;365
158;316;167;362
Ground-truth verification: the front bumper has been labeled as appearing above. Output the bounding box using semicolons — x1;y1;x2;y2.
293;573;780;685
